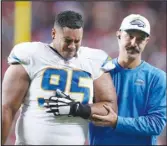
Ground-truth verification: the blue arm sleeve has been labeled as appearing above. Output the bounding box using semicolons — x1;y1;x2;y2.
115;72;166;136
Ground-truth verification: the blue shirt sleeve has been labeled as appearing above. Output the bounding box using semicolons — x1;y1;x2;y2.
115;71;166;136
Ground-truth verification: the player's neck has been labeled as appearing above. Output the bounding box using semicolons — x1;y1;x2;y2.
117;56;141;69
49;42;55;49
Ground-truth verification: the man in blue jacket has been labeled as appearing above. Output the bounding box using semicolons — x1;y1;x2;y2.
89;14;166;145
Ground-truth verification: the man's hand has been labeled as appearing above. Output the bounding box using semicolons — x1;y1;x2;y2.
91;104;118;128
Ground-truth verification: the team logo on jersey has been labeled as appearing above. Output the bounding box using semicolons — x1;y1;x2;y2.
130;19;146;28
135;79;145;85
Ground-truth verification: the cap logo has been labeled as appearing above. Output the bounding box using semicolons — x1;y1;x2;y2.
130;19;146;28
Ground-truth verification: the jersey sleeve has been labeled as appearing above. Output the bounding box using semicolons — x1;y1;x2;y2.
8;42;36;79
89;49;115;80
101;56;115;72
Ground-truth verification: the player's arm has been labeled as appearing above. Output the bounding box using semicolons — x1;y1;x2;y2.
44;72;117;120
69;72;117;120
2;65;30;144
90;72;117;116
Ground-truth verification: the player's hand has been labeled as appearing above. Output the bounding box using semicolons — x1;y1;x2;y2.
38;89;80;116
91;104;118;128
38;89;91;119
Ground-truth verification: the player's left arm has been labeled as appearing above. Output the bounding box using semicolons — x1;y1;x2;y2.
43;50;117;120
43;71;117;120
90;72;118;116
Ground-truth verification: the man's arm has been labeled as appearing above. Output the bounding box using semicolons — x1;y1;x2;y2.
2;65;30;144
92;72;166;134
114;74;166;135
90;72;118;116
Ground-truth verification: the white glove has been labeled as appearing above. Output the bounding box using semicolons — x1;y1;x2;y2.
38;89;78;116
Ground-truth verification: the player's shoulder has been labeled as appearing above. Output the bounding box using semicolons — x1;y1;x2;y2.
13;41;45;54
78;46;108;60
8;41;47;65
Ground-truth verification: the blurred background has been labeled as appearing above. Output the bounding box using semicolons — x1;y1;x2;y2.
2;1;166;145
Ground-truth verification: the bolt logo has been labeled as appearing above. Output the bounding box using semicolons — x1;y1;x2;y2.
130;19;146;28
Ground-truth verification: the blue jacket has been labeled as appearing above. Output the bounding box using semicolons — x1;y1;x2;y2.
89;58;166;145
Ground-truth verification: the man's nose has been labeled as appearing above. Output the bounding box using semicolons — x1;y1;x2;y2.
131;37;137;47
68;42;76;49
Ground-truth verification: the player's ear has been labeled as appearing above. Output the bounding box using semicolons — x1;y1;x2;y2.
116;31;121;40
51;28;56;39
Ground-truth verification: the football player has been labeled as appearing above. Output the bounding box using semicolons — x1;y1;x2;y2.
2;10;117;145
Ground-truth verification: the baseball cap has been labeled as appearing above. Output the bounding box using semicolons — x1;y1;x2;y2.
120;14;150;36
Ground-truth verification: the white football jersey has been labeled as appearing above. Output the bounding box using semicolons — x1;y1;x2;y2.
8;42;110;145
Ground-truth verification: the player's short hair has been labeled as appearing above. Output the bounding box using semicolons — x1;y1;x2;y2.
54;10;84;29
